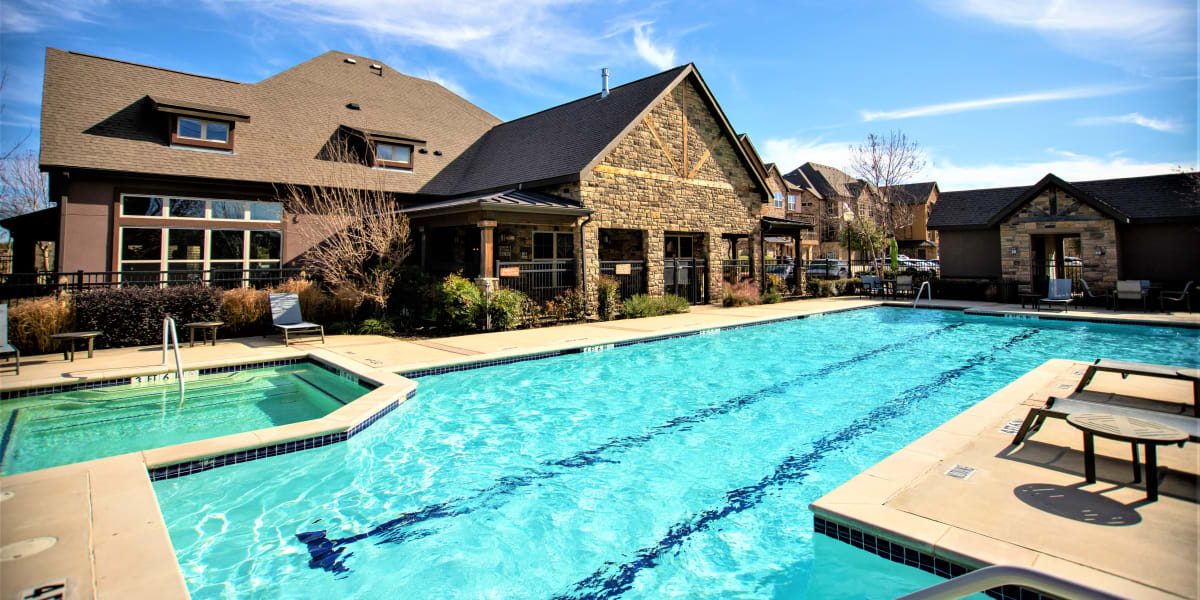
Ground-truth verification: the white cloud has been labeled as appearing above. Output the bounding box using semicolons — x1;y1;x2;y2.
761;137;855;174
632;23;677;70
1;0;108;33
1074;112;1184;133
411;68;471;99
927;0;1196;73
861;85;1135;122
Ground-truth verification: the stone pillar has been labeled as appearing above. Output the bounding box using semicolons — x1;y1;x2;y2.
477;219;496;278
706;231;722;304
581;220;600;312
647;229;665;295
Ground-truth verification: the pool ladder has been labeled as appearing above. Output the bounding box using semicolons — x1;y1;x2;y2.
913;281;932;308
161;317;185;401
897;565;1123;600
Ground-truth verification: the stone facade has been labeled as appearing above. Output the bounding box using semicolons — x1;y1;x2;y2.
998;186;1119;289
538;78;764;306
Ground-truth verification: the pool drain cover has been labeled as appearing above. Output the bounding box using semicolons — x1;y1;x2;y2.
0;490;13;502
998;419;1024;435
1;536;57;561
945;465;976;480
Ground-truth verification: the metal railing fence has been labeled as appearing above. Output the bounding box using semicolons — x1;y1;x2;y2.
0;267;304;300
495;259;576;303
598;260;646;299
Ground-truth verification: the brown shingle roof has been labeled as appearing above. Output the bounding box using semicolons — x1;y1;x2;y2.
40;49;500;194
883;181;937;205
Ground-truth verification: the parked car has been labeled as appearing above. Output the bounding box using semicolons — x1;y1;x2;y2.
805;259;848;279
765;262;795;280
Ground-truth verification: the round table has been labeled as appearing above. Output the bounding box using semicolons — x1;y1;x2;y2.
1066;413;1188;501
183;321;225;347
49;331;102;361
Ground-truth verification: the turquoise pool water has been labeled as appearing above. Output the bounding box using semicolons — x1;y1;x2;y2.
0;363;371;476
153;308;1199;599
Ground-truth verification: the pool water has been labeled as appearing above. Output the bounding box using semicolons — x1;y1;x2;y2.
152;308;1199;599
0;363;371;476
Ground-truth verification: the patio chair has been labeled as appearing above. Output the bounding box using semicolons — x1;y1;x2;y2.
1011;393;1199;446
269;293;325;346
861;275;883;298
1077;280;1109;308
895;275;914;298
0;304;19;375
1112;280;1147;311
1159;281;1193;313
1075;358;1199;413
1040;278;1073;311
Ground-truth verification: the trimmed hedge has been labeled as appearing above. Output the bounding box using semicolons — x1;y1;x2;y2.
620;293;689;318
76;285;222;348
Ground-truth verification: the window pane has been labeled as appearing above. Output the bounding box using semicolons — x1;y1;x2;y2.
249;203;283;221
679;235;693;258
167;262;204;284
167;229;205;261
211;200;246;220
204;121;229;142
121;228;161;261
169;198;206;218
122;196;163;217
211;230;244;260
210;262;246;288
555;233;574;260
119;263;162;285
392;145;411;163
178;118;202;138
376;143;393;161
533;232;553;260
249;230;281;260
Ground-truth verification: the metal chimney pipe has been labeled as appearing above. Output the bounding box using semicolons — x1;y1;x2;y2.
601;68;610;99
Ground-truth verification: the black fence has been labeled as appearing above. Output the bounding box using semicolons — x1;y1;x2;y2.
0;267;304;300
599;260;646;299
1031;260;1084;285
665;258;707;304
495;259;576;303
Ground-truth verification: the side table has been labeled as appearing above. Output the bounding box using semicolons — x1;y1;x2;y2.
50;331;102;361
1066;413;1188;501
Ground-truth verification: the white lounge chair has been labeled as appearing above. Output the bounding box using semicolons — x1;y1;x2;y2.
1112;280;1147;311
269;293;325;346
1040;278;1073;311
0;304;19;374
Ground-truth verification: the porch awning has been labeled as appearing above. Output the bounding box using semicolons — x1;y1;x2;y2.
764;236;792;244
760;216;814;234
402;189;593;218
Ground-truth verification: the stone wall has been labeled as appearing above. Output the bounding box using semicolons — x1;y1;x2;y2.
998;187;1119;289
545;77;764;307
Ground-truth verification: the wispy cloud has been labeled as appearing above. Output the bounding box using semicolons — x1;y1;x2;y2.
927;0;1196;74
761;137;856;174
860;85;1136;122
632;23;676;70
1074;112;1184;133
1;0;108;33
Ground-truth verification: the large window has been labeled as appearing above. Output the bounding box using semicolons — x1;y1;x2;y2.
533;231;574;260
120;227;282;283
172;116;233;150
121;195;282;222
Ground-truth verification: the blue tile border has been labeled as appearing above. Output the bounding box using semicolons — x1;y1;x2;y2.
965;309;1200;330
813;516;1059;600
400;305;877;379
148;388;414;481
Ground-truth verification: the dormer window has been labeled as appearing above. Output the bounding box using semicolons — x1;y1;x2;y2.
374;142;413;169
171;116;234;150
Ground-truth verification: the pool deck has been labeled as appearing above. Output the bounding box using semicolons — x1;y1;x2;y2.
1;297;1197;599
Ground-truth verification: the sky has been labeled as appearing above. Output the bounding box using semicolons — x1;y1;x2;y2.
0;0;1196;191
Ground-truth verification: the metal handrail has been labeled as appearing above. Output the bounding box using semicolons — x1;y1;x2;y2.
161;317;185;402
895;565;1125;600
914;280;932;307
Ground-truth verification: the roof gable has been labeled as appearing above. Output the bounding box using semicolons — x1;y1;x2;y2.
987;173;1129;226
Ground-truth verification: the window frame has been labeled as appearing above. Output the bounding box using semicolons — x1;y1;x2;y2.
372;141;414;170
787;194;796;211
171;116;235;150
118;226;283;284
119;194;283;222
773;192;783;208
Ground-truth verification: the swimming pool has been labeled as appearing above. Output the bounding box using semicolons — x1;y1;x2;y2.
153;308;1199;599
0;362;372;476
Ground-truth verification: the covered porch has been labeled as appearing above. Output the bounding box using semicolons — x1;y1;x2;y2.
403;190;592;302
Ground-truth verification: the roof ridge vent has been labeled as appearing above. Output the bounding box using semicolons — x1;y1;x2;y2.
344;58;357;64
369;64;382;77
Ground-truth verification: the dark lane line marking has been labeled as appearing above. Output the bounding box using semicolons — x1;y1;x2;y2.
296;323;966;575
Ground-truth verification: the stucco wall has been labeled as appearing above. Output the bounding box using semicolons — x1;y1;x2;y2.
1118;222;1200;283
938;229;1001;279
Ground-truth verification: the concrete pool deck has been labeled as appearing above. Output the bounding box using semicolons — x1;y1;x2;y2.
1;296;1197;599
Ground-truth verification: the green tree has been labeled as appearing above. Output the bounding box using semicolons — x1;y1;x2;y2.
840;217;887;276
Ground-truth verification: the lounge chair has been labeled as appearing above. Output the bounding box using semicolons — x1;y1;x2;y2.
896;275;914;298
1077;280;1109;308
1040;278;1073;311
1075;358;1199;413
1159;281;1193;313
269;293;325;346
1011;393;1198;446
1111;280;1147;311
0;304;19;374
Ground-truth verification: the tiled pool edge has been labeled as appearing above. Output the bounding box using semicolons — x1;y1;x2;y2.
400;304;878;378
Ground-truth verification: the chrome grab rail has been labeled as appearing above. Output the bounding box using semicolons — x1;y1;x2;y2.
161;317;185;401
895;565;1125;600
914;281;932;308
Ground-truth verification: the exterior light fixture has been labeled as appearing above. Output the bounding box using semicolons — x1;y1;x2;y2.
1010;247;1018;255
1095;247;1105;256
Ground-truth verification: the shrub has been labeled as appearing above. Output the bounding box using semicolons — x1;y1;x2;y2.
552;288;587;321
765;273;786;295
486;288;530;330
597;276;622;321
325;321;356;335
762;289;782;304
620;293;690;319
805;278;838;298
356;318;395;336
722;279;760;307
432;273;482;330
222;287;271;336
77;284;222;348
835;277;862;296
7;294;75;354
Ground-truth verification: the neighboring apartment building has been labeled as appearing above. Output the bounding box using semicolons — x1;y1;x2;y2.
782;162;884;260
883;181;939;260
5;48;785;307
927;172;1200;292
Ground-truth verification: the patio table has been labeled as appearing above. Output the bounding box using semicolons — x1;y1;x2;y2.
1018;292;1041;310
1066;413;1187;501
184;321;224;347
50;331;102;361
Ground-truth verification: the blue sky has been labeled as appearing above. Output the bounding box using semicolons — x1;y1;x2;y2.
1;0;1196;190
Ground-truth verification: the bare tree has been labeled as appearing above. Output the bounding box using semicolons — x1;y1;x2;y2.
1;69;53;266
847;131;925;276
277;141;412;316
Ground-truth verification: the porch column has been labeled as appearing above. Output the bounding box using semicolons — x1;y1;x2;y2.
478;219;497;278
418;226;427;271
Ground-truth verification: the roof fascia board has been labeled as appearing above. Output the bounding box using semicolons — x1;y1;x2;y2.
404;202;591;219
